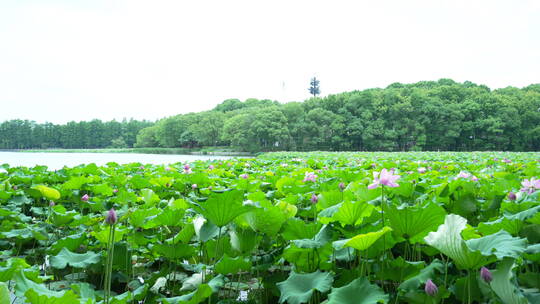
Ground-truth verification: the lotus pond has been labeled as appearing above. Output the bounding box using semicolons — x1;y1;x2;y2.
0;152;539;304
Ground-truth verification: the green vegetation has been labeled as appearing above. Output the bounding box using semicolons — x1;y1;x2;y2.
16;147;248;155
2;79;539;153
0;119;152;150
137;79;540;152
0;151;539;303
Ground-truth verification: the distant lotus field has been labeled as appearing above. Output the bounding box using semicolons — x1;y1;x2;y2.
0;152;539;304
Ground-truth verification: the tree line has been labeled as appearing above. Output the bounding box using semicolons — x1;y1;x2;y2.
136;79;540;152
1;79;539;152
0;119;152;149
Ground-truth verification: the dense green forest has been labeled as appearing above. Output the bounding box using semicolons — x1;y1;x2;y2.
135;79;540;152
1;79;540;151
0;119;152;149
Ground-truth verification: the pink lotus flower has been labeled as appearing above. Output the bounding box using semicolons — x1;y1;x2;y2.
471;175;478;182
368;168;400;189
303;172;318;182
105;208;117;225
480;267;492;283
455;171;471;179
49;201;55;207
339;182;345;191
240;174;249;179
208;165;215;169
310;193;318;204
81;194;89;202
520;178;540;194
192;184;198;190
503;158;511;163
183;164;192;174
113;189;118;193
424;279;438;296
418;167;427;174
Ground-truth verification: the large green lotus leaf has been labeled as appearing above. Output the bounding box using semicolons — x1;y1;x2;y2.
129;207;160;228
293;225;333;249
193;216;219;242
24;288;80;304
282;244;333;273
377;257;425;282
91;183;113;196
50;233;86;255
242;203;287;236
281;218;321;241
331;200;374;227
0;282;9;304
277;271;333;304
386;202;446;243
140;188;160;206
317;191;343;210
478;205;540;235
174;224;195;244
92;226;127;244
50;205;77;226
70;282;97;301
61;176;91;190
161;284;213;304
490;258;528;304
344;227;392;251
229;227;260;254
0;258;31;282
214;254;252;275
33;185;61;200
465;230;527;259
326;277;388;304
50;248;100;269
149;207;185;227
192;190;250;227
424;214;484;269
152;243;196;260
13;271;78;303
398;259;444;291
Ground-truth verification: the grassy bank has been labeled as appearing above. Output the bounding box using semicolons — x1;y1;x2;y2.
9;147;253;156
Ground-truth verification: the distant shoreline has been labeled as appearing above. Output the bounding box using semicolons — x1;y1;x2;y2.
0;148;254;157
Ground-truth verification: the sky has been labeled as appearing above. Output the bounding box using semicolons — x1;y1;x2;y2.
0;0;539;124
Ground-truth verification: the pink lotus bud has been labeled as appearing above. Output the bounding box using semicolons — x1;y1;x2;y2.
49;201;55;207
165;167;171;171
139;165;145;170
471;175;478;182
81;194;89;202
113;189;118;193
106;208;117;225
508;192;517;201
339;182;345;191
310;193;318;204
209;165;214;169
240;174;249;179
165;183;170;188
192;184;198;190
418;167;427;174
184;164;190;170
425;279;438;296
12;185;18;190
480;267;492;283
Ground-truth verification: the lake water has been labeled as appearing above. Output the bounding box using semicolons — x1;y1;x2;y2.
0;152;235;170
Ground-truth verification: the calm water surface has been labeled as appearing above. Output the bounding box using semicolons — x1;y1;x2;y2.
0;152;234;170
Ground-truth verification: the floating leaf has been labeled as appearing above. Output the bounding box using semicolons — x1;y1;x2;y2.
344;226;392;251
277;271;333;304
326;277;388;304
424;214;484;269
50;248;100;269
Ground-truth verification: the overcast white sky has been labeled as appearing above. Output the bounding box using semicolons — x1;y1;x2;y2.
0;0;539;124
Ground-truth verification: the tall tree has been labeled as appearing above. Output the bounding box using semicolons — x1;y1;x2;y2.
309;77;320;97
